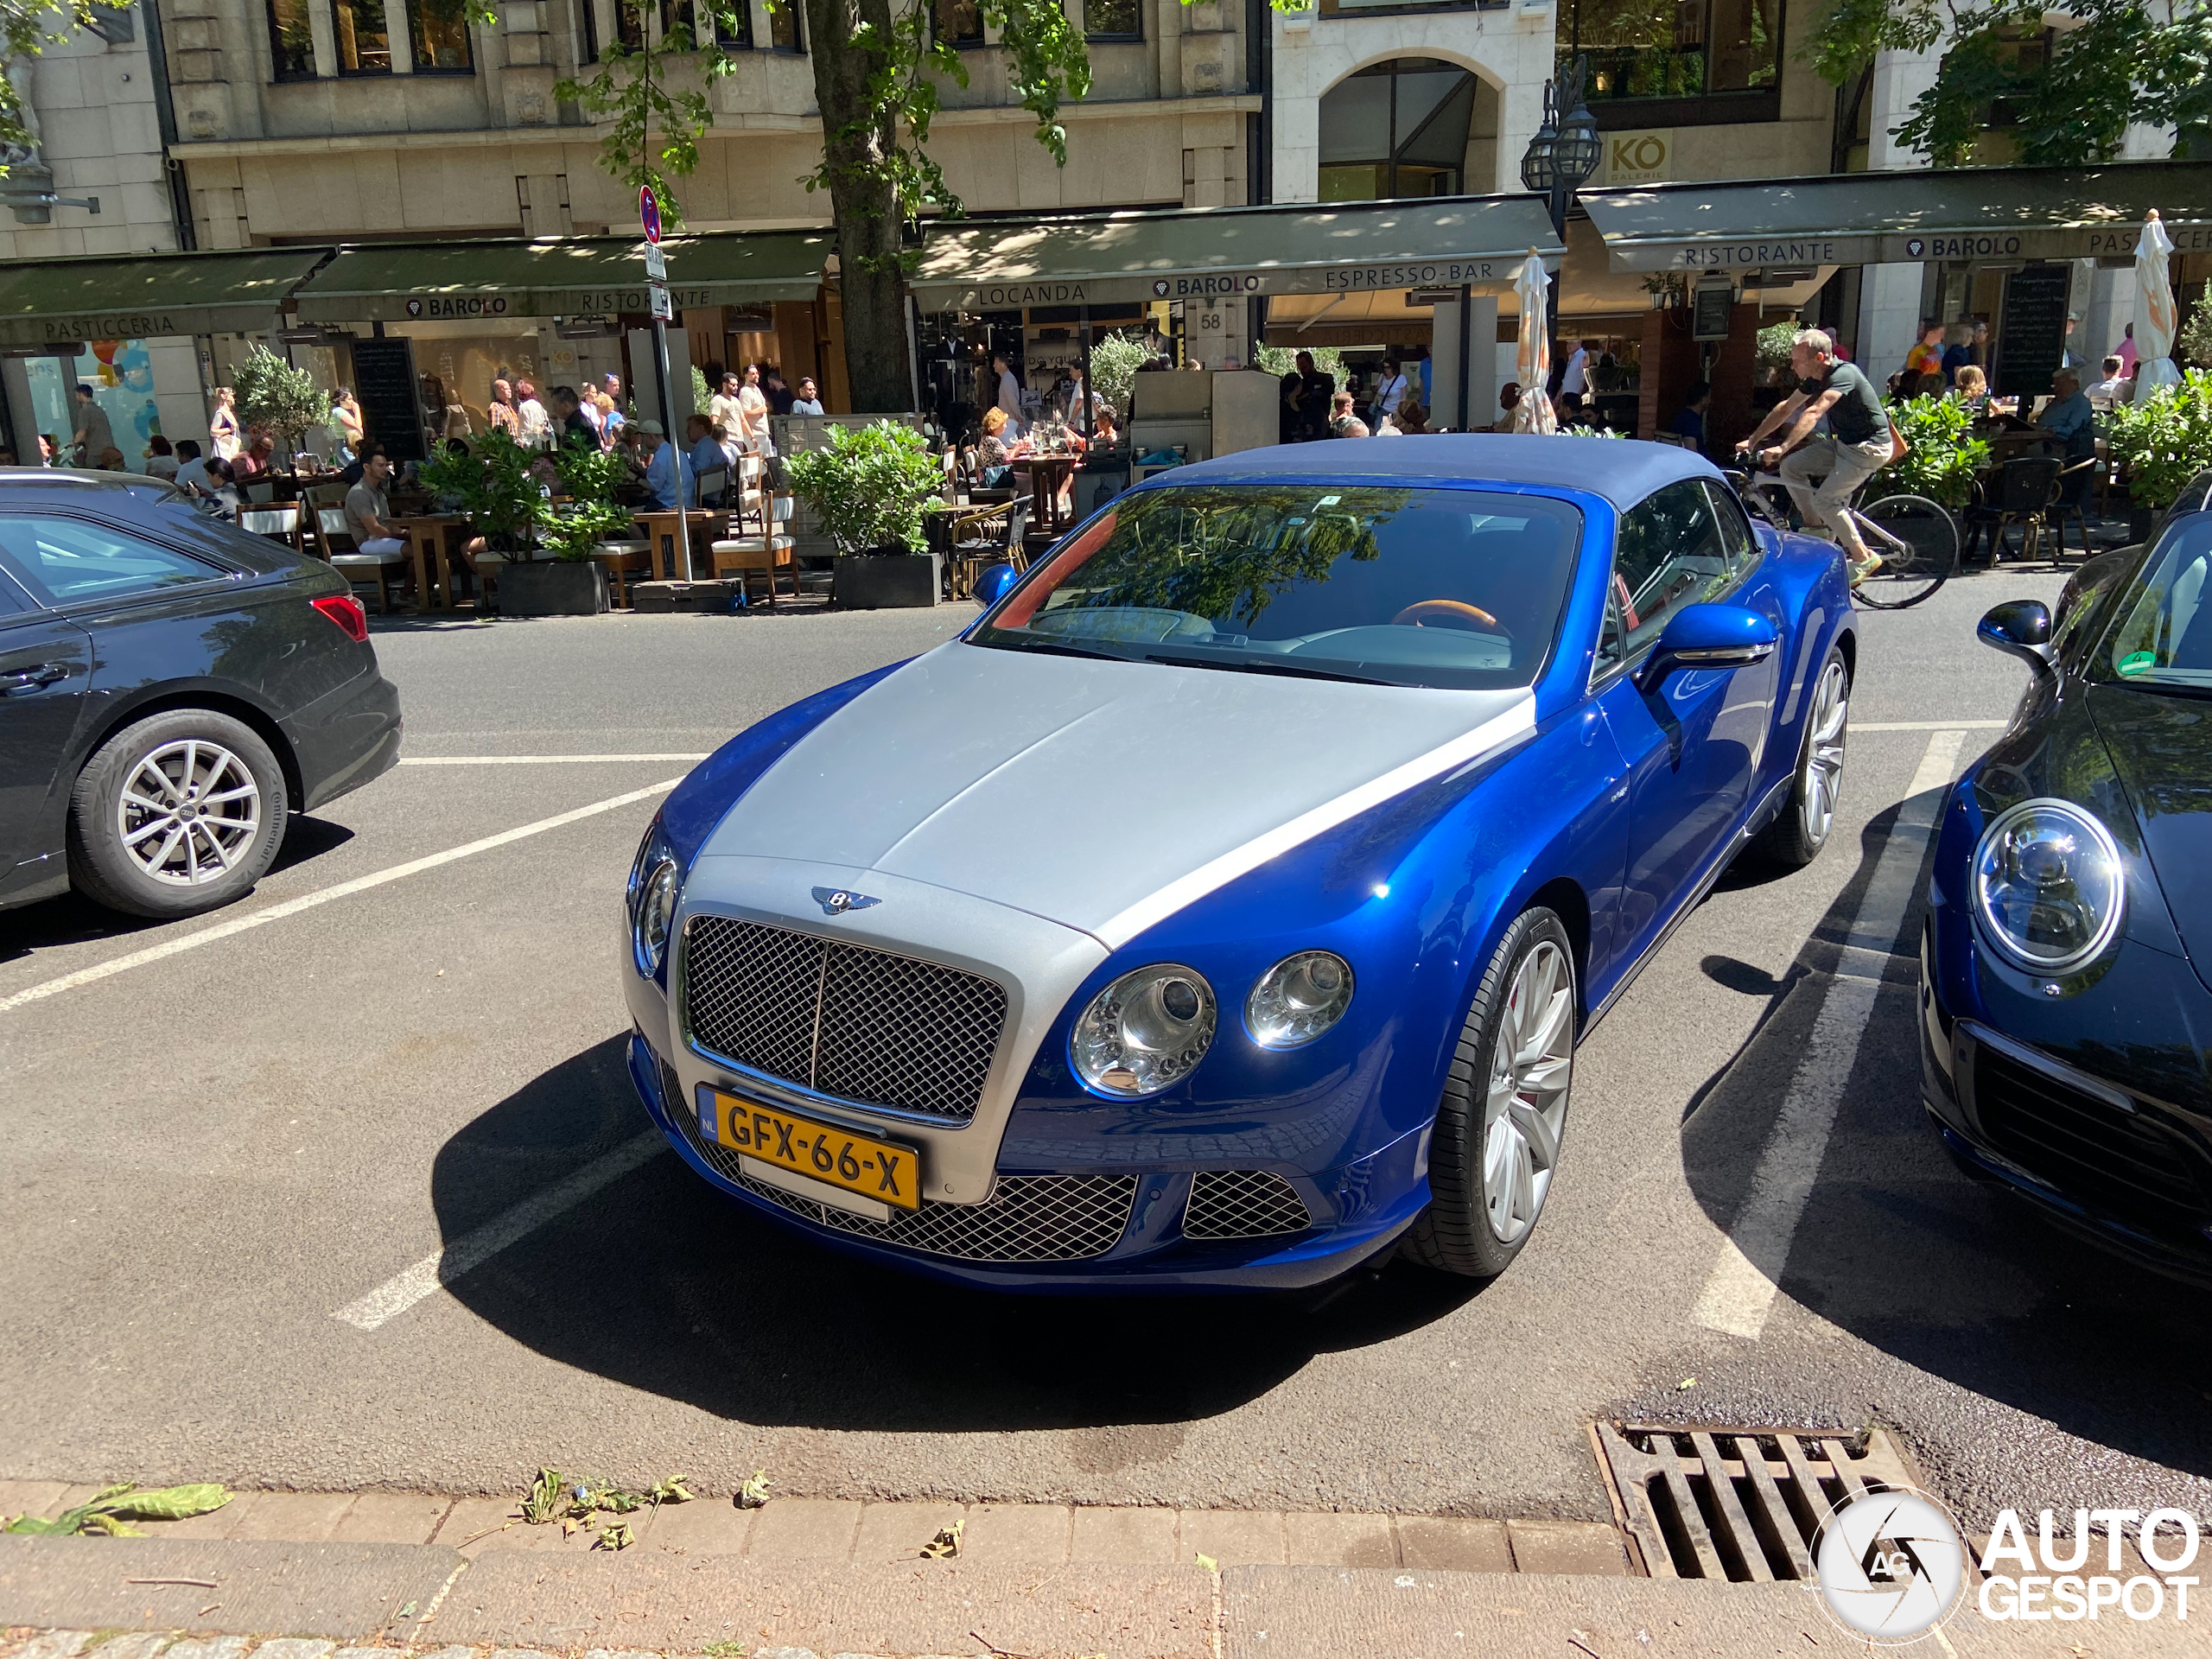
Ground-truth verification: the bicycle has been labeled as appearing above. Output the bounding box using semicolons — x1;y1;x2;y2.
1726;458;1960;611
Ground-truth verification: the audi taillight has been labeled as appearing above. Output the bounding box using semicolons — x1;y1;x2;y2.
311;594;368;642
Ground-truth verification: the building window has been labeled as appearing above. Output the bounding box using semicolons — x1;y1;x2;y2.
766;0;801;51
409;0;474;70
335;0;393;72
933;0;982;44
578;0;600;60
1564;0;1781;105
1085;0;1141;39
616;0;646;50
715;0;751;48
1316;59;1477;202
267;0;316;79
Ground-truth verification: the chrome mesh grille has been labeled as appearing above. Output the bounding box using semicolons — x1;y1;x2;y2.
673;1100;1134;1262
683;915;1007;1122
1182;1171;1314;1240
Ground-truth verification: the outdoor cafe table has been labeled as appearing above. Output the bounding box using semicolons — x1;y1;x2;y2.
387;514;471;611
632;506;721;580
1010;454;1079;539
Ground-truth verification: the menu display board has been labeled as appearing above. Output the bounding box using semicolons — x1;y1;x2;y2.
349;336;424;462
1997;264;2071;398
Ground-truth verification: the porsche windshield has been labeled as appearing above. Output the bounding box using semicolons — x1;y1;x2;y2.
2098;515;2212;692
969;485;1584;691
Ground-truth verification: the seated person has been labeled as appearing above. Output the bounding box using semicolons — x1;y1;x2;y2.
686;414;725;505
343;454;407;556
172;440;211;496
1915;371;1948;399
1951;364;1989;414
142;435;179;480
978;406;1019;486
2037;368;2096;463
635;421;686;511
2085;355;2131;410
1669;381;1711;448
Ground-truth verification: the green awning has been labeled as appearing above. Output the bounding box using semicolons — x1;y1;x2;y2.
908;196;1564;310
1581;161;2212;273
0;248;332;346
291;231;833;323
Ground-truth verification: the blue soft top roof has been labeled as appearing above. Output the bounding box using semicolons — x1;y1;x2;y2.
1160;433;1723;512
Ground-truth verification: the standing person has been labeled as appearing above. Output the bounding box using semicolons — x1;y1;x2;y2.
709;372;744;440
735;364;771;453
486;378;522;440
514;379;551;446
1278;355;1304;443
1560;339;1595;404
1736;327;1894;586
1370;356;1410;428
789;375;824;416
991;352;1023;435
343;454;406;558
550;385;594;445
1294;351;1334;442
1904;321;1944;381
763;366;795;417
1936;322;1974;383
597;387;626;450
70;384;114;467
208;385;241;461
2115;322;2139;378
2062;311;2082;369
1060;361;1092;433
331;387;365;461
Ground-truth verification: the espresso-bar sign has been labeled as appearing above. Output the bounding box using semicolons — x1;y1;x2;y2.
1318;260;1513;291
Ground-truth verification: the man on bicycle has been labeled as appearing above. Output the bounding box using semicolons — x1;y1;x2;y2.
1736;328;1891;585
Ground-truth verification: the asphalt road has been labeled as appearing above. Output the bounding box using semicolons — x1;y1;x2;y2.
5;572;2209;1536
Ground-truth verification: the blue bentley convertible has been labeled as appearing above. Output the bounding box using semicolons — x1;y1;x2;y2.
621;436;1856;1288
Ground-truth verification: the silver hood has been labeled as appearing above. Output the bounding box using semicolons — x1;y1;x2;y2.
698;642;1535;946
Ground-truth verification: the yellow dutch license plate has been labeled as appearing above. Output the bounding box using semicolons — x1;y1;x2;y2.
709;1090;922;1211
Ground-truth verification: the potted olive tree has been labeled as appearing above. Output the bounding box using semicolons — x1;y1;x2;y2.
785;421;948;608
230;346;327;471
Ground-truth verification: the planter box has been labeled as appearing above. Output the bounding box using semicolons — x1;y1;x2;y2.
497;559;608;617
834;550;939;609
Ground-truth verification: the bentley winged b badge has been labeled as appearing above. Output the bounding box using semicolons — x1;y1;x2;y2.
811;887;882;917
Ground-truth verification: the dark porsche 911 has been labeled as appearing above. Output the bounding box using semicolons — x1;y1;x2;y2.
0;470;401;919
1921;510;2212;1278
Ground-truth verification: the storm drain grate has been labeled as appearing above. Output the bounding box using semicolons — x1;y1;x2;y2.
1590;1422;1924;1581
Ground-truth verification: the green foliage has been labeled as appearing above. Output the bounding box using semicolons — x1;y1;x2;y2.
551;3;742;230
1756;321;1800;366
518;1468;696;1529
2102;369;2212;508
785;420;944;555
3;1481;230;1536
1871;393;1989;509
0;1;94;167
1807;0;2212;167
230;346;327;454
1087;332;1154;423
690;363;713;410
417;428;548;556
2177;283;2212;369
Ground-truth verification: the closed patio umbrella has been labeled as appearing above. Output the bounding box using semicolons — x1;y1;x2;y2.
1510;251;1559;435
2135;209;2181;395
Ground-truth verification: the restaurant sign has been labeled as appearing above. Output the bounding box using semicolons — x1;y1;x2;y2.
938;257;1531;310
1612;219;2212;272
385;285;719;321
11;311;188;343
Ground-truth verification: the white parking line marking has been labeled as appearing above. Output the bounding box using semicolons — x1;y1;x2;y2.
1853;720;2005;732
1691;729;1968;1342
399;753;710;766
332;1129;666;1332
0;779;681;1016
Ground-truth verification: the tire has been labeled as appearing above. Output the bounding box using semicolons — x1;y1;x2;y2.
67;709;289;918
1401;907;1577;1279
1752;647;1850;869
1853;494;1958;609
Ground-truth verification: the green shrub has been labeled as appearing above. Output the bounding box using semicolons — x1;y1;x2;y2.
784;421;944;556
230;346;327;462
1088;332;1155;424
2103;368;2212;508
1870;394;1987;510
416;427;547;557
2178;283;2212;370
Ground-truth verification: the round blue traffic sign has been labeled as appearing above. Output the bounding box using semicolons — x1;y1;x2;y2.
639;185;662;245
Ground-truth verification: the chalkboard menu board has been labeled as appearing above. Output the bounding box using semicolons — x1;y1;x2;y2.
1997;264;2071;398
349;336;424;462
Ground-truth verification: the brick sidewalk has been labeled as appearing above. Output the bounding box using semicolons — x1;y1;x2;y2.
0;1485;1630;1576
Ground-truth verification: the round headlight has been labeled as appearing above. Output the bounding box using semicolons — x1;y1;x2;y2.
1071;964;1217;1097
1973;798;2125;974
634;858;679;975
1246;950;1355;1049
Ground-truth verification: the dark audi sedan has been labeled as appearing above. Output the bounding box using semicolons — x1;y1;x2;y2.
0;470;401;918
1923;511;2212;1279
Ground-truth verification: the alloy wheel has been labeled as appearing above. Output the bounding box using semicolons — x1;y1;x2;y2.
1802;659;1849;849
117;739;264;887
1482;938;1574;1244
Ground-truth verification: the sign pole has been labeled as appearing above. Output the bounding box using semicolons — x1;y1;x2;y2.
639;186;690;582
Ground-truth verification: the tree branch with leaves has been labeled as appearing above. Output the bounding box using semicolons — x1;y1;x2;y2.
1;0;93;169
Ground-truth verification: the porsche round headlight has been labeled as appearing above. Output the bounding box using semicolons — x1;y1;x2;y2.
1071;964;1217;1097
1246;950;1355;1049
1973;798;2125;974
634;858;679;976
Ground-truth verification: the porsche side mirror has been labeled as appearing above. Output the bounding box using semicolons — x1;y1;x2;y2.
1978;600;2054;675
1637;602;1780;693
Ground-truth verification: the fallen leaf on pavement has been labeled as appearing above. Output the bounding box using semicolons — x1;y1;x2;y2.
920;1521;964;1559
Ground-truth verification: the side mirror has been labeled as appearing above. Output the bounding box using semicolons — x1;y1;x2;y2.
1978;600;2054;674
973;562;1020;607
1637;602;1780;693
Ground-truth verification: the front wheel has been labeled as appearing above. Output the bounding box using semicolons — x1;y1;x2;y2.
1401;908;1577;1279
1853;494;1958;609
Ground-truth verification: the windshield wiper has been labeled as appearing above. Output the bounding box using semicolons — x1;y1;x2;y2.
1143;650;1389;685
978;635;1134;664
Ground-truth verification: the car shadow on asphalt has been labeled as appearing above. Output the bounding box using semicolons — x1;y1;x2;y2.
431;1034;1484;1431
1677;811;2212;1490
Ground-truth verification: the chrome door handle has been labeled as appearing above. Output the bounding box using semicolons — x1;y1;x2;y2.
0;663;68;694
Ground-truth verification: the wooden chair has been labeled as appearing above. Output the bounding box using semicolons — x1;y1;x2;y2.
590;540;657;608
734;453;767;535
239;504;305;553
316;507;410;613
695;467;727;511
242;477;277;507
710;492;798;606
946;499;1030;598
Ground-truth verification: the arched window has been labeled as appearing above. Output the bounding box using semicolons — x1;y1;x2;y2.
1318;59;1478;202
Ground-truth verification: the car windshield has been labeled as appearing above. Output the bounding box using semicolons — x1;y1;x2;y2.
969;484;1583;691
2095;514;2212;693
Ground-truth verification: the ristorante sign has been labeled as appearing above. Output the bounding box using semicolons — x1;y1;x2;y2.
933;256;1534;310
387;284;721;321
1610;219;2212;271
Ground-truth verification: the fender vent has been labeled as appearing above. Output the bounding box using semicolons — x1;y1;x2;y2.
1590;1422;1924;1581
